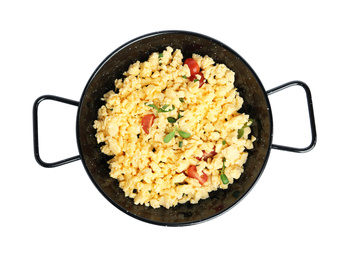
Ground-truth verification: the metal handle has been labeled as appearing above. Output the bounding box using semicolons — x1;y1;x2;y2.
267;81;317;153
33;95;80;168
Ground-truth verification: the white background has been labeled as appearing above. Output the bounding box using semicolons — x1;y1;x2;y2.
1;1;347;259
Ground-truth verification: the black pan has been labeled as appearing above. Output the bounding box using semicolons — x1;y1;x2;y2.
33;30;317;226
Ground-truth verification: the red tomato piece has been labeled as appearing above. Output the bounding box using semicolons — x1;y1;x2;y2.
187;165;208;185
194;72;205;88
189;72;205;87
184;58;200;77
201;171;208;183
197;149;217;161
141;114;155;134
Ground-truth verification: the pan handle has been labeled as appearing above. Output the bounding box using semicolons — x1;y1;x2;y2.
33;95;81;168
266;81;317;153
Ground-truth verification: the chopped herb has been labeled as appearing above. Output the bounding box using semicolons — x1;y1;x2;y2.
163;127;191;143
237;118;253;139
182;75;187;79
237;128;244;139
193;79;199;83
167;111;184;124
219;157;229;184
220;173;229;184
178;141;183;148
159;52;163;58
161;104;170;110
167;117;177;123
161;105;175;113
163;130;176;143
222;140;227;145
177;129;191;139
179;97;185;103
146;103;175;115
146;103;160;110
246;118;254;127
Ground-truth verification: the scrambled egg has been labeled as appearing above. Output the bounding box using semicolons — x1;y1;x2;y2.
93;47;255;209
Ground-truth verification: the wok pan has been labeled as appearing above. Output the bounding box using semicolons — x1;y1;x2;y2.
33;31;316;226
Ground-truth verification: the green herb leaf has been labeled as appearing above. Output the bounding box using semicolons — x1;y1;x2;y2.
219;157;229;184
237;118;253;139
182;75;187;79
220;173;229;184
220;157;226;174
178;141;183;148
161;104;169;110
159;52;163;58
163;130;176;143
237;128;244;139
147;103;175;115
193;79;199;83
177;130;191;139
179;97;185;103
167;111;183;124
246;118;253;127
222;140;227;145
167;117;177;123
146;103;160;115
159;104;175;113
146;103;159;111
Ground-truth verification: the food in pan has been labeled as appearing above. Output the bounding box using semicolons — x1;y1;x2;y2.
93;47;255;209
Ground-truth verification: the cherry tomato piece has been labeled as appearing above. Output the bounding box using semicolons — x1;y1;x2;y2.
189;71;205;88
187;165;208;185
196;149;217;161
184;58;200;77
196;72;205;88
141;114;155;134
201;171;209;183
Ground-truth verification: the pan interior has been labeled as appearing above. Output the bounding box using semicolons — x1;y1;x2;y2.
77;31;272;225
